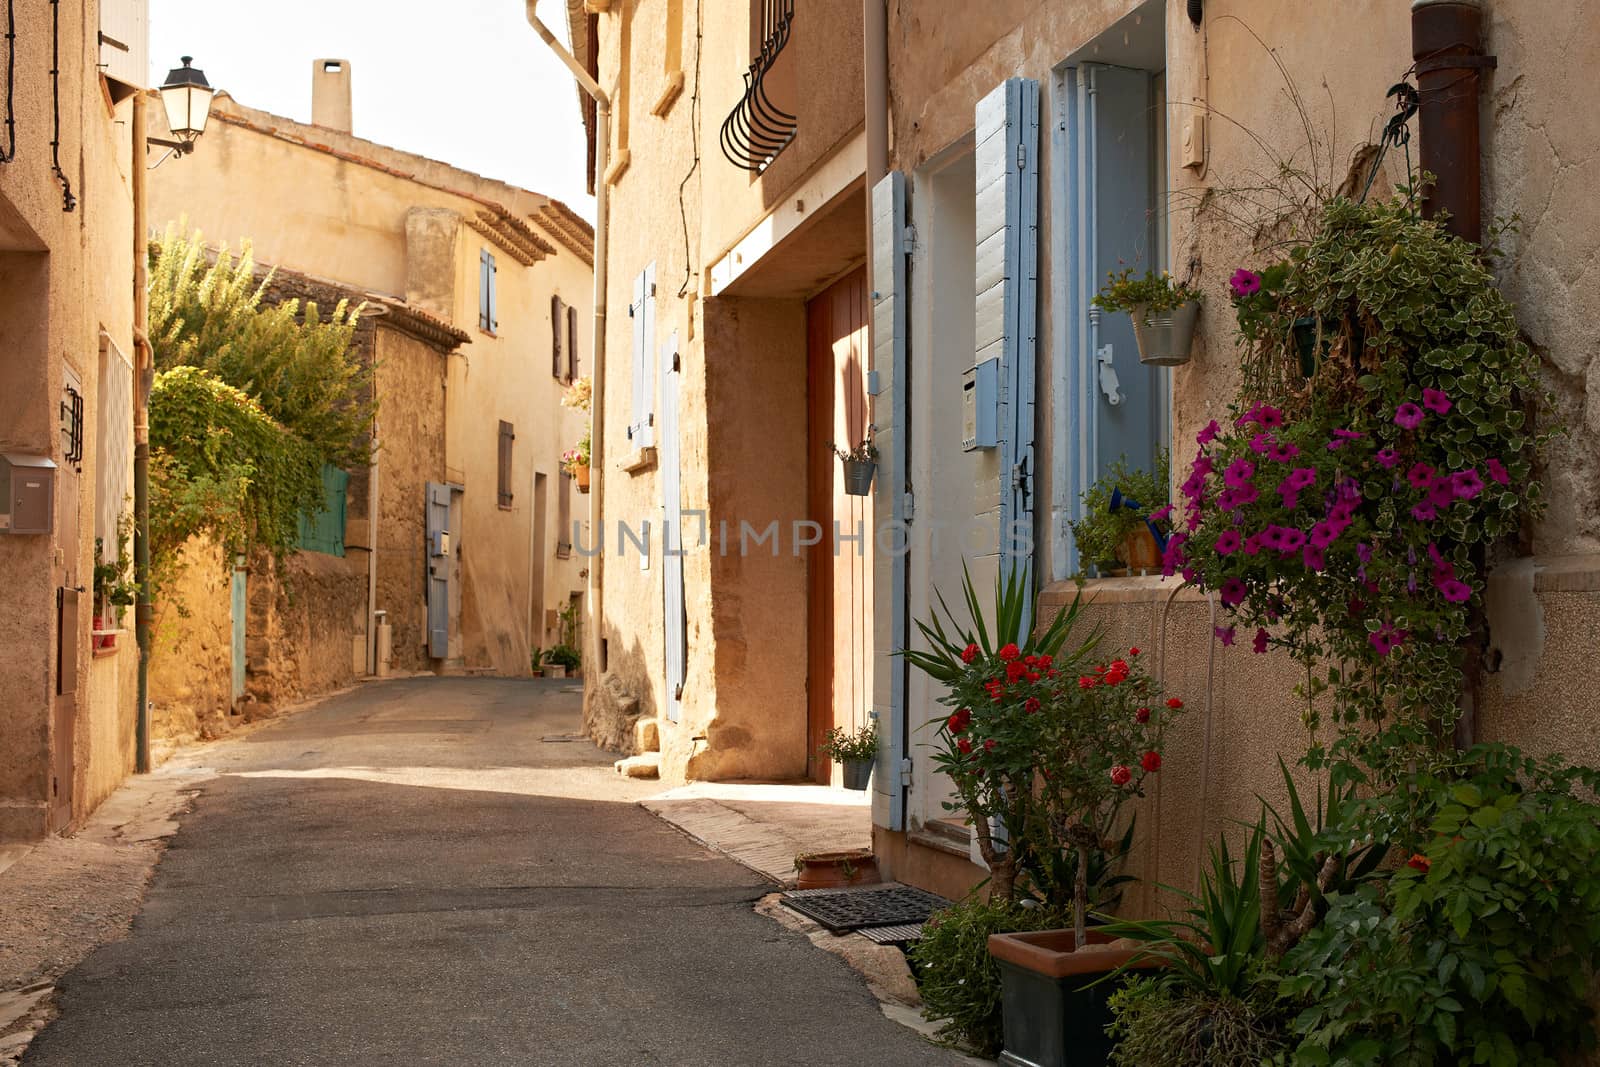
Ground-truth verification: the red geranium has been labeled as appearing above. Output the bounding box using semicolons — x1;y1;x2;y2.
960;643;980;664
998;643;1021;662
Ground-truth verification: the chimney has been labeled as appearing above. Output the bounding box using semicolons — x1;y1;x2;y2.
311;59;352;133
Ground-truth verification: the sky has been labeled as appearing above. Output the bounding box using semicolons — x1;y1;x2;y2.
149;0;596;220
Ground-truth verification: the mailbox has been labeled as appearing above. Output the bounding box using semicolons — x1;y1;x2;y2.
962;358;1000;452
0;454;56;534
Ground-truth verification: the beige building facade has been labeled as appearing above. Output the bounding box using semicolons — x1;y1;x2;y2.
0;0;145;841
573;0;877;784
863;0;1600;903
147;64;594;690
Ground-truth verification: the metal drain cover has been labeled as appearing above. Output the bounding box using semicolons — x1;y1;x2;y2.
780;883;951;934
857;923;928;945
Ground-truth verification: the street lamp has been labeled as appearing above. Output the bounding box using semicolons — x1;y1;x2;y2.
151;56;214;159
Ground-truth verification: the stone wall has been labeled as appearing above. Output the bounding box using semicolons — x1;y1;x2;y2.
244;549;366;711
150;539;235;746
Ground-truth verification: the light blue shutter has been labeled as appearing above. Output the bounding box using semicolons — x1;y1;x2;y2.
660;330;686;724
425;482;451;658
478;250;491;331
629;264;657;448
487;253;498;333
871;169;908;833
976;77;1040;623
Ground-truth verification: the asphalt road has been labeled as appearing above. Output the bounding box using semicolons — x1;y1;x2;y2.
23;678;962;1066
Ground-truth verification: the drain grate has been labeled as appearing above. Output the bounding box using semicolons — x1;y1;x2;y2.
857;923;928;945
781;883;951;934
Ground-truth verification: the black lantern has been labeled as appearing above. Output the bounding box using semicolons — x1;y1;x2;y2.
157;56;214;154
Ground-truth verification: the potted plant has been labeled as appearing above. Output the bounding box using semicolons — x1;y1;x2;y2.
819;717;878;790
831;428;877;497
984;646;1182;1067
1068;452;1170;577
1092;269;1202;366
562;430;591;494
545;644;581;678
92;531;138;652
530;646;545;677
793;848;880;890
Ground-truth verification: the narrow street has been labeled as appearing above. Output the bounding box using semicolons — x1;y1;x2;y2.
20;680;961;1066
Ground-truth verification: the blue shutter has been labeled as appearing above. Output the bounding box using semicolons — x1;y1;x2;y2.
976;77;1040;626
479;249;491;331
487;252;498;333
629;263;656;448
660;330;685;724
425;482;451;658
295;464;348;556
871;170;909;833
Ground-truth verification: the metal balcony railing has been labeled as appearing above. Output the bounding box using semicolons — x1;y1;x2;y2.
719;0;797;172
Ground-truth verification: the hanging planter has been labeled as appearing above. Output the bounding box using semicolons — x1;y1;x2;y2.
831;428;878;499
574;462;591;494
1130;299;1200;367
841;757;874;791
819;719;878;791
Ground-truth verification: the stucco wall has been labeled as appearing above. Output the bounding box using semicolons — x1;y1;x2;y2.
0;0;139;840
150;538;234;746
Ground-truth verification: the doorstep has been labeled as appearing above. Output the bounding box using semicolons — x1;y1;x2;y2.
641;781;870;886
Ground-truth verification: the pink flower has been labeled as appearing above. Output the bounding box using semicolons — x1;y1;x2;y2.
1215;530;1242;555
1242;533;1263;556
1369;621;1408;657
1438;578;1472;604
1326;429;1365;451
1249;432;1275;455
1267;440;1301;462
1394;403;1425;430
1411;501;1438;521
1376;448;1400;469
1303;545;1326;571
1253;628;1270;654
1486;458;1510;485
1283;467;1318;491
1220;578;1247;607
1224;458;1257;488
1197;420;1221;446
1407;463;1436;489
1149;504;1174;521
1451;469;1484;500
1308;521;1340;549
1214;625;1236;646
1428;479;1458;508
1256;406;1284;431
1277;528;1307;553
1229;268;1262;297
1218;484;1260;511
1422;388;1452;415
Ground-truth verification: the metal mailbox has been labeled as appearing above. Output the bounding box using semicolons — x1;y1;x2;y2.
0;454;57;534
962;358;1000;452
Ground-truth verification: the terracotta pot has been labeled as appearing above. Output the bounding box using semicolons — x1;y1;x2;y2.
988;928;1162;1067
91;615;115;651
575;463;591;493
1119;527;1162;573
794;848;880;890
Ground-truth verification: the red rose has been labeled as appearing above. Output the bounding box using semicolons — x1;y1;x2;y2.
1024;697;1041;715
1024;655;1038;667
998;643;1020;662
1407;853;1430;874
1006;661;1028;684
1129;646;1141;656
1109;765;1133;786
1166;697;1184;709
1038;655;1053;669
1140;751;1162;773
961;643;980;664
1078;676;1098;690
956;737;973;754
1135;707;1151;724
947;710;971;735
983;739;996;752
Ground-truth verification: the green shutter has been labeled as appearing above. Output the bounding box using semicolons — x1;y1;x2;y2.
296;465;349;556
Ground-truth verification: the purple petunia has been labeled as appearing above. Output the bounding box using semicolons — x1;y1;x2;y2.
1428;479;1457;509
1422;388;1452;415
1375;448;1399;469
1326;428;1365;451
1249;432;1275;455
1303;545;1327;571
1218;484;1260;511
1220;578;1247;607
1267;440;1301;462
1242;533;1263;556
1452;469;1484;500
1229;269;1262;297
1357;542;1373;564
1224;458;1257;488
1407;463;1435;490
1394;403;1425;430
1438;578;1472;604
1214;625;1236;647
1277;528;1307;554
1411;501;1438;521
1369;621;1408;658
1253;628;1270;654
1215;530;1242;555
1486;458;1510;485
1197;420;1220;446
1149;504;1174;521
1308;521;1340;549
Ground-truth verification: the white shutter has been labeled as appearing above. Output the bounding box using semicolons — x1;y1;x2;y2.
975;78;1040;609
95;338;133;548
99;0;149;91
629;263;657;449
870;170;908;833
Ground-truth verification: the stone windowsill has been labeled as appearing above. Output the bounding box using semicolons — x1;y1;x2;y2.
620;446;657;475
908;816;972;859
1040;573;1196;608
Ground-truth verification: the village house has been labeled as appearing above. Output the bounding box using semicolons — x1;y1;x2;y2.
568;0;877;784
145;61;595;719
0;0;146;842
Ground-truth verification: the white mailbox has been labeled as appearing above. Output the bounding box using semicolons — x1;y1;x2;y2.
962;358;1000;452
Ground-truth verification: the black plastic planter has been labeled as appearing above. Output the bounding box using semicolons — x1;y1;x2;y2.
988;929;1157;1067
841;758;873;790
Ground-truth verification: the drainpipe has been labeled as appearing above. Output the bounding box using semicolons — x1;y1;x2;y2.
366;413;380;674
1412;0;1493;245
526;1;610;673
863;0;887;187
132;94;153;773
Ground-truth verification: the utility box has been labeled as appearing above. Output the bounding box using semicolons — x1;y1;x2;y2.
963;358;1000;452
0;454;57;534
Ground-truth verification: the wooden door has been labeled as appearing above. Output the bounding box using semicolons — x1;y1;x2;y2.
806;267;871;783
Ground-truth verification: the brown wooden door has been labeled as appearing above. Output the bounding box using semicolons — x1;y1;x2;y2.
806;267;871;783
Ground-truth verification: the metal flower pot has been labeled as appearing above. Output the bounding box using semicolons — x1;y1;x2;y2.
842;458;876;497
841;758;874;791
1130;300;1200;366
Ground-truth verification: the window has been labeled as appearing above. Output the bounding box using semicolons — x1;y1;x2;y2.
628;263;656;448
551;295;566;379
556;471;573;558
479;249;498;333
497;420;515;509
567;303;579;382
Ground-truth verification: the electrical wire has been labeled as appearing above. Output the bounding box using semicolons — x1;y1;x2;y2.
49;0;75;210
1;0;15;163
675;0;703;298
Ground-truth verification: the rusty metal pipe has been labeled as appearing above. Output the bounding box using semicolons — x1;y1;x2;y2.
1412;0;1494;245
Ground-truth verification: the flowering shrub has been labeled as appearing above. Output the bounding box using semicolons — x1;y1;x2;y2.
1167;197;1546;777
561;427;591;475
